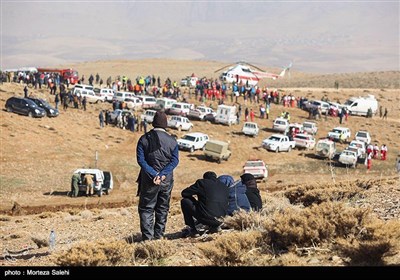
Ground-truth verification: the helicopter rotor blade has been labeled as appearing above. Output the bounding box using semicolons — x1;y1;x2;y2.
214;63;235;73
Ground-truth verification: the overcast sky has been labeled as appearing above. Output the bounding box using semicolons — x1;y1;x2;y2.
1;0;399;73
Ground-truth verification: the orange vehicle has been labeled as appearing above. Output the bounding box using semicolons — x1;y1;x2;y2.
37;68;79;84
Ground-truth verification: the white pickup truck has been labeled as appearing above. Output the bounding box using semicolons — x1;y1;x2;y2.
262;134;296;153
338;149;358;168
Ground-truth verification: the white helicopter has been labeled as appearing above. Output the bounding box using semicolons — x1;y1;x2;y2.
215;61;292;86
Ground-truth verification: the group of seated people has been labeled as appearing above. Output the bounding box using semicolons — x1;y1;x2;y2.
180;171;262;238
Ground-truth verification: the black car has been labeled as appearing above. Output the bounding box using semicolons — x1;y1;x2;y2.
5;97;46;118
27;97;59;117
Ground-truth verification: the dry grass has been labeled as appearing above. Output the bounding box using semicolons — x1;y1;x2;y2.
55;240;133;266
198;231;263;266
132;239;175;265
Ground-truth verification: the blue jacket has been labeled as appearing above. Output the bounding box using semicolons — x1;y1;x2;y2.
218;175;251;215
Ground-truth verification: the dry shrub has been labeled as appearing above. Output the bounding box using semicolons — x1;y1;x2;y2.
335;219;400;265
198;231;262;266
133;239;175;265
262;202;370;250
223;210;264;231
80;210;93;219
55;240;132;266
38;212;55;219
32;237;48;248
283;181;364;206
0;215;11;221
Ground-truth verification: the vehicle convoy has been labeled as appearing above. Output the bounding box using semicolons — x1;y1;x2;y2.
37;67;79;84
262;134;296;153
72;168;113;197
177;132;209;152
242;122;259;136
315;139;336;159
243;159;268;180
204;140;231;163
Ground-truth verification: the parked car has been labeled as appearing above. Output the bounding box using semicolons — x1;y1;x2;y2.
354;130;371;145
109;109;131;124
141;109;157;123
168;102;194;116
94;88;115;102
5;96;46;118
315;139;336;159
27;97;59;117
72;168;113;197
348;140;367;159
125;97;143;110
304;100;330;114
328;127;351;142
242;122;259;137
338;149;358;168
204;140;231;163
293;133;316;150
272;118;289;133
302;121;318;135
177;132;209;152
137;95;157;109
167;116;193;131
262;134;296;153
243;159;268;180
188;106;216;121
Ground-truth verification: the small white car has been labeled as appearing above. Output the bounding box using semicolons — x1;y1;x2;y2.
125;97;143;110
177;132;209;152
94;88;115;102
355;130;371;145
169;102;194;116
293;133;316;150
141;109;157;123
348;140;367;159
272;118;289;133
72;168;113;197
168;116;193;131
328;127;351;142
243;159;268;180
188;106;216;121
302;121;318;135
242;122;259;136
338;150;358;168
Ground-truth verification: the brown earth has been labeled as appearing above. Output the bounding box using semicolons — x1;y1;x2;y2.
0;59;399;266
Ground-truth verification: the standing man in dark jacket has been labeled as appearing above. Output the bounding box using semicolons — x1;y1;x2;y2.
240;173;262;211
181;171;229;237
136;111;179;241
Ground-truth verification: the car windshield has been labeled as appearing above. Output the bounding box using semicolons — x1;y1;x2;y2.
356;132;367;137
303;123;312;128
182;135;196;142
295;135;308;140
245;161;264;167
38;99;50;106
332;129;342;133
269;136;281;141
317;143;329;149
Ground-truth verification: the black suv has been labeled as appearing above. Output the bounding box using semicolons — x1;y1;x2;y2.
5;97;46;118
27;97;59;117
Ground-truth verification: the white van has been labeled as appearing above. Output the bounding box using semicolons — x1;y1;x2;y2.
242;122;259;136
137;95;157;109
73;84;102;103
73;168;113;197
344;95;378;116
94;88;115;102
113;91;135;103
215;105;237;126
156;98;177;111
